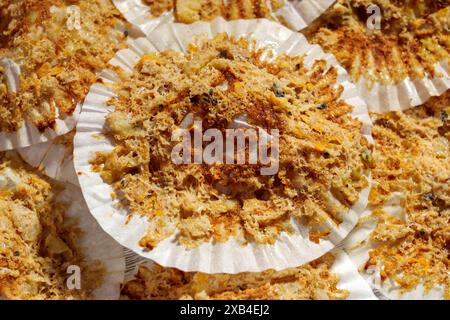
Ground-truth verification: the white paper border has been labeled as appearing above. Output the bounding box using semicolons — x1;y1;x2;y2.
113;0;336;36
123;249;377;300
356;61;450;112
74;18;372;274
0;58;80;151
56;183;125;300
344;193;446;300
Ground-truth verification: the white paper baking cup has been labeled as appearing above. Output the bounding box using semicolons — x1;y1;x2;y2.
0;19;140;152
123;249;377;300
17;133;79;186
13;26;144;185
74;18;373;274
113;0;335;36
56;183;125;300
0;58;80;151
0;166;125;299
113;0;174;37
356;60;450;113
343;193;447;300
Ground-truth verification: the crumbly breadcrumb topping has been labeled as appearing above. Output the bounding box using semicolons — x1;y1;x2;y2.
121;253;349;300
92;34;370;250
365;91;449;298
143;0;285;24
0;152;104;300
0;0;127;132
303;0;450;87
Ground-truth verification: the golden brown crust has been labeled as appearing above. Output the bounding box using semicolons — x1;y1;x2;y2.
174;0;223;23
92;34;369;250
366;91;449;298
303;0;450;87
121;253;349;300
0;0;127;133
144;0;286;23
143;0;175;17
0;152;104;300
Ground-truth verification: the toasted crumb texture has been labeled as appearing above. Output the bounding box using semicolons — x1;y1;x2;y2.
303;0;450;87
175;0;223;23
366;91;450;298
225;0;284;20
143;0;285;23
92;34;369;250
121;253;349;300
144;0;175;17
0;152;104;300
0;0;127;133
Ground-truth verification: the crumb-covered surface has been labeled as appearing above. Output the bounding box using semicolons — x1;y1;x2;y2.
143;0;285;24
362;91;449;298
0;152;104;300
121;253;349;300
0;0;127;133
92;34;370;250
303;0;450;87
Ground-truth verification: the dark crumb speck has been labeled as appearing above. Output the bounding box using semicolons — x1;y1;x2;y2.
423;193;434;201
318;103;327;110
272;83;285;98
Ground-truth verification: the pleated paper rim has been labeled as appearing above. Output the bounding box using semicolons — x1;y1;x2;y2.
0;58;80;151
0;113;78;152
112;0;336;36
123;249;377;300
74;18;372;274
356;60;450;113
17;134;79;186
0;166;124;300
343;193;446;300
57;183;125;300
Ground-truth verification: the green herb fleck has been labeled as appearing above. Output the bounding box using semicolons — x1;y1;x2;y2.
272;83;285;98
